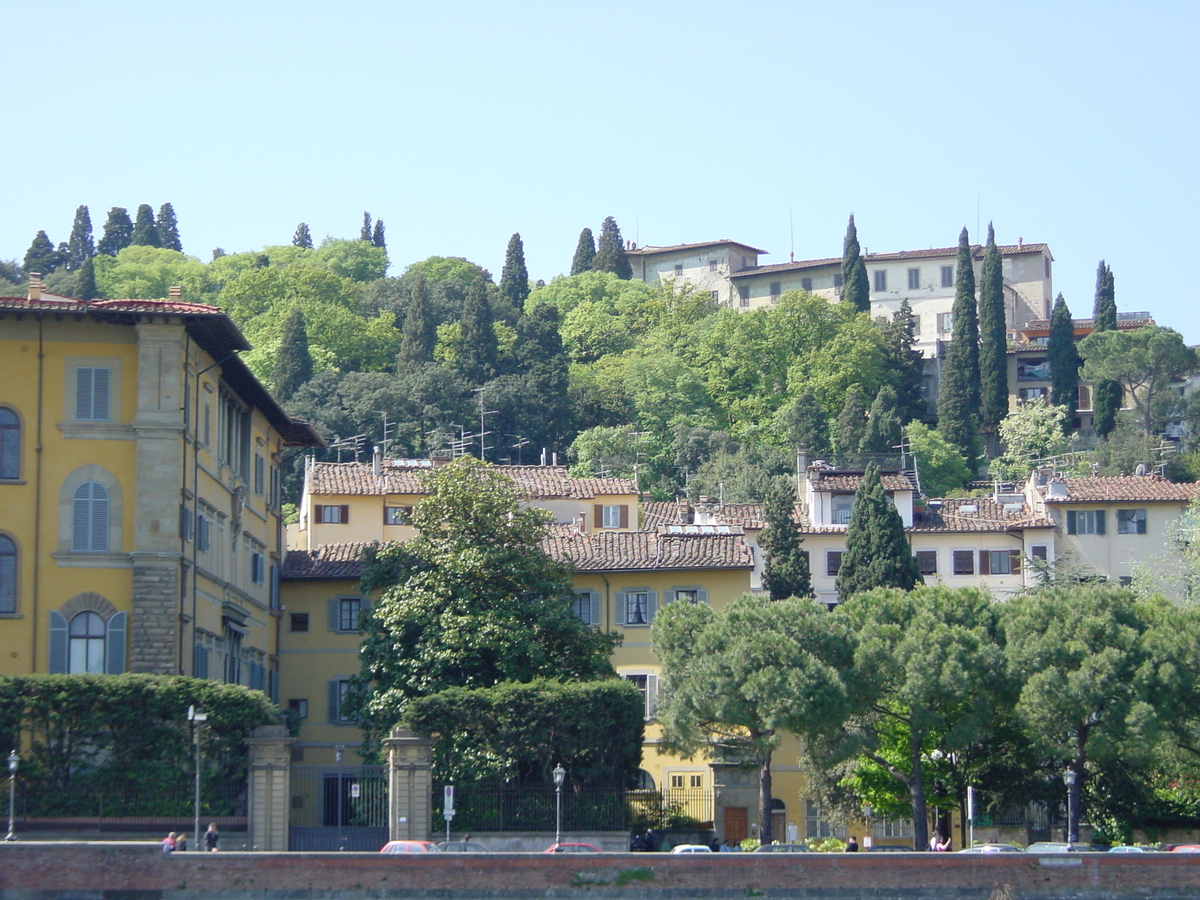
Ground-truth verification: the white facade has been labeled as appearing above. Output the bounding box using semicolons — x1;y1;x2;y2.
626;240;767;306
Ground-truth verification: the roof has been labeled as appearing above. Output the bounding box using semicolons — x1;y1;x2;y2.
1043;476;1200;504
909;498;1054;533
642;501;766;531
1020;316;1154;334
283;542;372;579
545;525;754;571
729;243;1051;280
808;471;919;493
626;240;769;257
307;461;637;499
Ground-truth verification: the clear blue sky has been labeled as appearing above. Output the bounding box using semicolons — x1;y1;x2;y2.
5;1;1197;342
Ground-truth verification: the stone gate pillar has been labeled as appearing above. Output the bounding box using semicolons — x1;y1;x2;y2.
384;728;434;841
246;724;292;851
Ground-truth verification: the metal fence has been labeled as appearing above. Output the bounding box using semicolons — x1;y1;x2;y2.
12;776;246;819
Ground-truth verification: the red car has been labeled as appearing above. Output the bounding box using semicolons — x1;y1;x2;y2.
381;840;440;854
545;842;601;853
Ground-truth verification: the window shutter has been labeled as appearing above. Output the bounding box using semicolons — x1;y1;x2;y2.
328;680;340;723
663;590;675;605
619;505;629;528
92;486;109;552
1066;511;1077;535
328;598;341;631
646;590;658;622
1138;513;1147;535
698;589;709;605
72;488;90;550
49;610;68;673
589;593;601;627
646;674;659;717
92;368;110;420
105;611;127;674
340;505;349;523
314;505;325;523
979;551;990;575
594;505;603;529
1096;510;1106;535
1010;550;1022;574
614;592;625;624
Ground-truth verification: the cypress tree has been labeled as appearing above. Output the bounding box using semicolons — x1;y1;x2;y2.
570;227;595;275
841;214;870;313
1047;293;1079;433
397;273;437;368
361;212;373;242
759;482;812;601
834;386;868;457
500;232;530;310
97;207;133;256
777;391;830;456
1091;261;1121;438
24;230;61;275
372;218;386;250
592;216;632;280
978;222;1008;433
66;205;94;271
155;203;182;252
861;385;902;454
835;464;922;601
273;306;313;401
457;280;499;384
882;299;927;424
77;257;98;301
935;228;981;470
293;223;314;249
131;204;161;247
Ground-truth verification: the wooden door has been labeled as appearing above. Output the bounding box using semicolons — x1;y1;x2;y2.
724;807;748;843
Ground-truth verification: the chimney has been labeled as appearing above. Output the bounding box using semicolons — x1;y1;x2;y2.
372;444;382;476
27;273;42;301
168;285;182;300
1018;237;1024;249
575;512;587;535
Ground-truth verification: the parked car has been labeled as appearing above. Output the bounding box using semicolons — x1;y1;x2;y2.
867;844;912;851
381;840;440;854
1025;841;1107;853
1109;845;1159;853
435;841;489;852
670;844;713;853
545;842;601;853
1170;844;1200;853
754;844;810;853
959;844;1023;853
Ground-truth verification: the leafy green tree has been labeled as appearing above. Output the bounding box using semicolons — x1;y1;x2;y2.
349;458;620;741
592;216;632;280
313;237;388;282
92;245;208;300
76;256;98;301
397;271;437;368
688;441;791;504
622;351;720;433
131;203;161;247
836;465;922;599
772;391;830;456
97;207;133;256
978;224;1008;433
991;399;1069;482
155;203;182;252
293;222;314;249
1092;261;1121;438
372;218;386;250
936;228;981;470
760;482;812;600
360;211;373;242
882;299;926;424
457;279;500;384
66;205;94;271
841;214;869;313
570;227;596;276
861;386;901;454
904;422;970;497
386;256;498;327
273;305;313;401
1079;325;1198;435
500;232;530;310
653;594;853;845
834;386;868;456
23;230;62;276
1047;293;1080;431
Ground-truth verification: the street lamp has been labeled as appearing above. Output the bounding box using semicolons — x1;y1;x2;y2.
552;764;566;845
188;706;207;851
5;750;18;841
1063;768;1077;843
336;745;346;851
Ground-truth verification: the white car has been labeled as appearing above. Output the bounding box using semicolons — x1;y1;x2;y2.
670;844;713;854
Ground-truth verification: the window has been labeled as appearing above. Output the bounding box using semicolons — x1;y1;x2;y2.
315;504;349;524
826;551;843;577
1017;358;1050;381
873;270;887;292
1117;508;1147;534
670;587;707;604
1045;257;1051;278
384;506;413;525
1066;510;1106;535
0;535;15;614
801;277;813;292
597;504;629;529
70;611;107;673
831;495;854;525
194;643;209;679
981;549;1021;575
833;272;843;289
1031;545;1048;560
203;397;211;446
1018;387;1049;402
674;264;683;276
623;673;658;718
915;550;937;575
938;312;954;334
0;408;19;479
196;513;211;552
290;612;310;632
941;266;954;288
738;285;750;307
907;268;920;290
573;590;600;626
769;281;781;299
952;550;974;575
288;698;309;719
670;774;684;789
329;678;354;723
331;596;363;632
690;774;702;788
218;389;251;480
710;290;719;301
624;590;651;625
805;799;845;839
72;481;110;552
251;551;265;584
708;259;718;271
223;620;243;684
75;367;111;421
254;453;265;494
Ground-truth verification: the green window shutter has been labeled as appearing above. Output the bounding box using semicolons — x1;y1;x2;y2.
105;611;127;674
589;593;601;627
614;592;625;624
698;589;709;604
1138;512;1147;535
1066;511;1077;535
1096;510;1106;535
328;598;340;631
647;674;659;717
646;590;658;622
328;680;341;723
49;610;68;673
663;590;675;605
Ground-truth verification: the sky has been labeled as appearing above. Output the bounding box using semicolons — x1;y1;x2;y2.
4;1;1198;342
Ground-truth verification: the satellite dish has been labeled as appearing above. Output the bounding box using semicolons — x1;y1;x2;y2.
1135;464;1148;476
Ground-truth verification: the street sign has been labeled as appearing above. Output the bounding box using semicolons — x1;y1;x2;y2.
350;782;360;799
443;785;454;813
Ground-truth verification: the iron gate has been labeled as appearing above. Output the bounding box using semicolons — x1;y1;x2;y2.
289;763;387;851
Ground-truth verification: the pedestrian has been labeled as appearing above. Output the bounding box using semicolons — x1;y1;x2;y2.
175;831;188;852
162;832;176;855
204;823;220;852
846;835;859;852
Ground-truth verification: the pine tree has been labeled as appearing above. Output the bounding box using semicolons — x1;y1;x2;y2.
834;386;868;457
570;228;595;275
23;230;61;275
592;216;632;280
457;280;499;384
292;223;313;249
861;386;902;454
1047;293;1079;433
759;482;812;601
978;223;1008;433
155;203;182;252
397;273;437;368
361;212;373;242
131;204;161;247
882;299;927;424
77;257;98;301
936;228;981;470
841;214;870;313
372;218;386;250
1091;261;1121;438
500;232;530;310
273;306;313;401
835;464;922;600
66;205;94;271
97;207;133;256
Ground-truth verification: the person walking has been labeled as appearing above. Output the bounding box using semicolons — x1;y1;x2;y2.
204;823;220;851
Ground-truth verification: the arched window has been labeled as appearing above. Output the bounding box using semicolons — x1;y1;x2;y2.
0;535;15;614
72;481;110;552
0;408;18;479
69;611;106;673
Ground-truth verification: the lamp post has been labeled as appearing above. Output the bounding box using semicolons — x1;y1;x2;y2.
552;764;566;846
5;750;17;841
336;745;346;851
1063;768;1077;843
188;706;207;851
862;804;872;850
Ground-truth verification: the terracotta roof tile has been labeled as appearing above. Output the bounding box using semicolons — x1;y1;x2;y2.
544;525;754;571
283;542;373;579
641;501;766;530
1045;476;1200;503
908;498;1054;533
809;472;917;492
626;240;768;256
730;244;1050;280
0;296;224;316
307;462;637;499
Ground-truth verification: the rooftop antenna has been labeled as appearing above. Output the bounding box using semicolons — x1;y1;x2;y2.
507;434;531;466
329;433;367;462
627;429;652;498
789;208;794;263
375;411;396;459
473;386;497;461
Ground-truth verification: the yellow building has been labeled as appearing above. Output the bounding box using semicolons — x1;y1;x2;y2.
0;283;321;690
